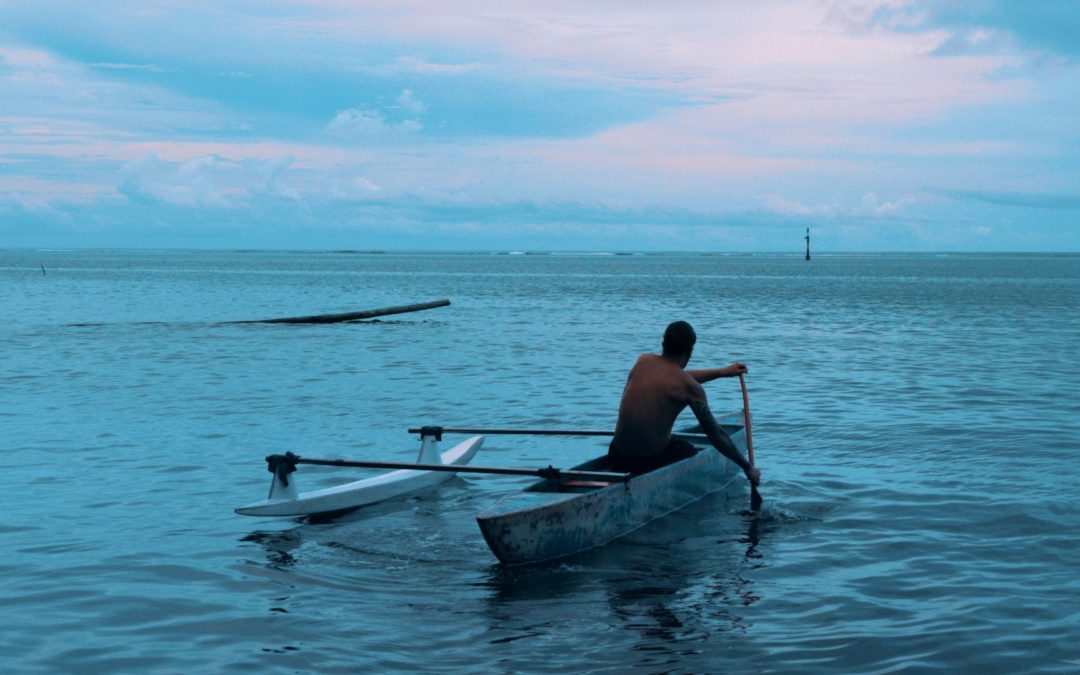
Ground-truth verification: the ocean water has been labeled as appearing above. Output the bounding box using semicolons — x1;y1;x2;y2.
2;249;1078;673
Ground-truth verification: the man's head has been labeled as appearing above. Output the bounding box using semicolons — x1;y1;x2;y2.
662;321;696;364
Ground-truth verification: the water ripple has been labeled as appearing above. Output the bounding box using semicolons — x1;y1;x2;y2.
3;251;1078;672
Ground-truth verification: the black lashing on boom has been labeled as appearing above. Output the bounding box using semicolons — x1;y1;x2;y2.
418;425;443;441
265;451;299;487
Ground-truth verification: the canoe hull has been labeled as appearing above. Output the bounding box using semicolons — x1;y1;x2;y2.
235;436;483;517
476;426;743;565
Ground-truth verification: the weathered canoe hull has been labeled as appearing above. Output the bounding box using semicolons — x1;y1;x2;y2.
235;436;483;517
476;425;745;565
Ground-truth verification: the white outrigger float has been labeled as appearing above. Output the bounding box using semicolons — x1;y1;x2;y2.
234;427;630;518
235;427;484;517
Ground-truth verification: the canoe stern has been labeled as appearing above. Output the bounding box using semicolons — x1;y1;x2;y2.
477;434;741;565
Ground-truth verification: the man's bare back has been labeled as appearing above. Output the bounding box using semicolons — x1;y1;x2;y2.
611;354;699;458
608;321;760;485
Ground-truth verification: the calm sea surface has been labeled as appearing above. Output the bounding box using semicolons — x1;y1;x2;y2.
2;250;1078;673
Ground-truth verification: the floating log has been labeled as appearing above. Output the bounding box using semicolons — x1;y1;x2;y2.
236;299;450;324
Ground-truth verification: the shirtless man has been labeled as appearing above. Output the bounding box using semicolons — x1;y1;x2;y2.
609;321;761;489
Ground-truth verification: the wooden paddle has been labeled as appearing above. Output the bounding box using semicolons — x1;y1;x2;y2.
739;374;763;511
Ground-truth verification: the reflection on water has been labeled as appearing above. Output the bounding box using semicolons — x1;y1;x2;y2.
240;477;474;571
242;530;303;568
477;491;774;668
234;466;851;669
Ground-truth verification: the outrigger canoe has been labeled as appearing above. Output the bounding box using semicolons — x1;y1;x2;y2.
475;412;747;565
236;429;483;517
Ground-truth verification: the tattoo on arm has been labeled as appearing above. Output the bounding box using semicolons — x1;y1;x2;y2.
689;400;750;472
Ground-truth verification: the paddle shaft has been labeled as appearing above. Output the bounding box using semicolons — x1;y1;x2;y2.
411;427;611;436
739;374;763;511
738;375;755;466
291;457;631;483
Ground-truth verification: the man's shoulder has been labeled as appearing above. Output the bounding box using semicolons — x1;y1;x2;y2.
682;373;707;401
631;353;661;369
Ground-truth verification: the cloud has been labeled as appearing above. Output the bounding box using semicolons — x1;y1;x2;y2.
370;55;484;75
395;89;426;114
4;184;1077;252
861;192;917;215
90;62;166;73
0;3;1077;251
0;40;235;142
329;175;382;200
326;108;422;137
932;188;1080;210
863;1;1080;60
325;88;425;140
0;44;58;68
118;153;295;208
763;192;918;219
764;196;839;217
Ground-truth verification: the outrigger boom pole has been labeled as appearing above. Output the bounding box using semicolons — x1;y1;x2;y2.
406;426;708;443
264;451;631;484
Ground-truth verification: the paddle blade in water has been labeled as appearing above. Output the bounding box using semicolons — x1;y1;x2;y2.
751;485;763;511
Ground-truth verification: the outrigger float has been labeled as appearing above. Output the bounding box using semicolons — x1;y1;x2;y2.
234;427;632;518
234;427;483;517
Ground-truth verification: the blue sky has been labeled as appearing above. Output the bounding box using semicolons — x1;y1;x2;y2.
1;1;1077;251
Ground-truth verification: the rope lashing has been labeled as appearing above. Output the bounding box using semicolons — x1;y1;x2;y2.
265;451;300;487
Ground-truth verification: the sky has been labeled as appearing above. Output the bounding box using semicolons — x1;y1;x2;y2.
1;1;1078;251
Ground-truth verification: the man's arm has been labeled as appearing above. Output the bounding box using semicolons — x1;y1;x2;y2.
686;362;748;384
688;395;760;486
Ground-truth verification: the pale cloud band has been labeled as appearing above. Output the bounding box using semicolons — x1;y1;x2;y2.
0;1;1077;251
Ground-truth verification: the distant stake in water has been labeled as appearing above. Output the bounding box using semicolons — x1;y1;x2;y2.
41;263;46;276
805;227;811;261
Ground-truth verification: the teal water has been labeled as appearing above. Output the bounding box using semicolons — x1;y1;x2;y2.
2;250;1078;673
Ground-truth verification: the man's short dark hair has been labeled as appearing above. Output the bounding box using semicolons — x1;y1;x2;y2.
662;321;696;356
